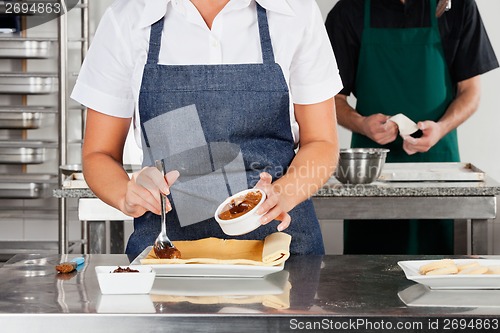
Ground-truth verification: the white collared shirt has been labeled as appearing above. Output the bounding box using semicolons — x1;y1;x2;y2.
71;0;342;147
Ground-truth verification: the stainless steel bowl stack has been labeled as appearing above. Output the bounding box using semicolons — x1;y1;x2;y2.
334;148;389;184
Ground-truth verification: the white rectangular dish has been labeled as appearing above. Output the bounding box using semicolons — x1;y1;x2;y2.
398;259;500;290
95;265;156;295
131;246;284;278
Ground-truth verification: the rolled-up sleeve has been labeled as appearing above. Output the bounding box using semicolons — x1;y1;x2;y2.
71;7;135;118
289;3;342;105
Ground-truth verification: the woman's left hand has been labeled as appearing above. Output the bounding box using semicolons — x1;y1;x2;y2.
254;172;291;232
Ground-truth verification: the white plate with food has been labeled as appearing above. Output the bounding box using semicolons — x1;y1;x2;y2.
398;259;500;290
130;246;284;278
398;284;500;308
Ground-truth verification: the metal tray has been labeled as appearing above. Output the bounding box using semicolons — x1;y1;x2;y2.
0;105;55;129
0;105;56;129
0;37;56;59
0;140;57;164
379;162;485;182
0;174;57;198
0;72;58;94
0;241;58;262
59;163;141;176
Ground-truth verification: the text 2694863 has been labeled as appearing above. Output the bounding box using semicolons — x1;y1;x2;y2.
4;1;62;15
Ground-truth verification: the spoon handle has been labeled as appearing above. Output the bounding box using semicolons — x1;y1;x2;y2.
155;160;168;238
160;191;168;235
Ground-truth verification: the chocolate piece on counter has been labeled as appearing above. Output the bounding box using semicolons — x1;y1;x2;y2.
55;262;77;274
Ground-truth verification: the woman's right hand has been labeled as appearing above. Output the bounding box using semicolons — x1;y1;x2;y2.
121;166;180;217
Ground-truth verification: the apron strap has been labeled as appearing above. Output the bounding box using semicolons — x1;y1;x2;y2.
364;0;371;29
430;0;438;28
147;17;165;65
364;0;439;29
256;3;275;64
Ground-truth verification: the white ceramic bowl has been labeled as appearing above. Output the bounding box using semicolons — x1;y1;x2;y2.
214;188;266;236
95;265;156;295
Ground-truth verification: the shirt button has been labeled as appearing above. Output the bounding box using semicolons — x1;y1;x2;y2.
211;38;219;48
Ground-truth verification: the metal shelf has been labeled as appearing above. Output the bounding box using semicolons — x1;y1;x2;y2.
59;0;90;254
0;0;90;254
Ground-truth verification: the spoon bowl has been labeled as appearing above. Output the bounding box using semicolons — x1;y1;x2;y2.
153;160;181;259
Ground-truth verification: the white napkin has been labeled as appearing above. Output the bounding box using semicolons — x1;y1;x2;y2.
388;114;419;136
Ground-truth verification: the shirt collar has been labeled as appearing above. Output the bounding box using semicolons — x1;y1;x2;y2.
138;0;295;29
138;0;170;29
256;0;295;16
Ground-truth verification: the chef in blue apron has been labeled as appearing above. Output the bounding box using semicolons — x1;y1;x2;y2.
326;0;498;254
72;0;342;260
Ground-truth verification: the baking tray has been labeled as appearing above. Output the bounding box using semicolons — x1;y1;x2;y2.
0;37;56;59
0;140;57;164
59;163;141;176
379;162;485;182
62;173;87;188
0;72;58;94
0;105;55;129
0;174;57;198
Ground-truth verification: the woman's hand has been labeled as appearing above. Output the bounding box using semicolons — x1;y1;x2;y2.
254;172;291;232
122;166;180;218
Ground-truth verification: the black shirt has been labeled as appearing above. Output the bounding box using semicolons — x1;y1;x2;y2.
326;0;499;97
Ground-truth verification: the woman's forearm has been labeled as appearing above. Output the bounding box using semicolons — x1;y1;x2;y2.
273;98;339;212
83;152;131;212
82;108;132;213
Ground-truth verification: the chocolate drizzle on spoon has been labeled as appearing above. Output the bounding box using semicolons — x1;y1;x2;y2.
153;160;182;259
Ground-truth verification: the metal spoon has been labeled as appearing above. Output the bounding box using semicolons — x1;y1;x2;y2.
153;160;181;259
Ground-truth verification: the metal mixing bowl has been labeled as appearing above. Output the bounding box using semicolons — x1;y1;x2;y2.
334;148;389;184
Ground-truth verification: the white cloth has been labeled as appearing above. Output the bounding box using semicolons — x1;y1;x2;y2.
71;0;342;150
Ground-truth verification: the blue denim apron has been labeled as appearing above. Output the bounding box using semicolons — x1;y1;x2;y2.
125;4;324;261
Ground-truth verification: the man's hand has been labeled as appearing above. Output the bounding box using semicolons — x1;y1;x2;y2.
402;120;443;155
361;113;399;145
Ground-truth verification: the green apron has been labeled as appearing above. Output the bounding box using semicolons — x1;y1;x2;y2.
344;0;459;254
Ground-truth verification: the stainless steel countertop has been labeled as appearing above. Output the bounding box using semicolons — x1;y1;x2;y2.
1;254;499;332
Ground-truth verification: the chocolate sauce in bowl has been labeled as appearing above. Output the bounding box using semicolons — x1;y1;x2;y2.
219;191;263;220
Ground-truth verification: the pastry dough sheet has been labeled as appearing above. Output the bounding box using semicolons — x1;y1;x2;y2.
140;232;291;266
